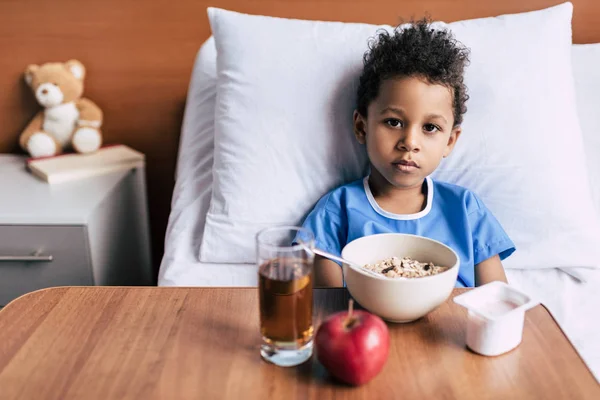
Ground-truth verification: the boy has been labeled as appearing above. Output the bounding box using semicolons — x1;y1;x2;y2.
299;20;515;287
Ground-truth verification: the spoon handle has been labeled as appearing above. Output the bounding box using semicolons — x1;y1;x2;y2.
307;247;385;279
312;248;353;266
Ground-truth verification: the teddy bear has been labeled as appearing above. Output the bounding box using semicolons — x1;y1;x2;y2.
19;59;103;158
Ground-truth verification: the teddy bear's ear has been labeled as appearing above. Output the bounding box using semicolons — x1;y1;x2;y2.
24;64;39;86
65;59;85;81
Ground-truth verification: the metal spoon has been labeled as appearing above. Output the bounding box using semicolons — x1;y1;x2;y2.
311;248;385;279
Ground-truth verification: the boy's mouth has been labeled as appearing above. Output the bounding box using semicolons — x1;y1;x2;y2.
393;159;419;172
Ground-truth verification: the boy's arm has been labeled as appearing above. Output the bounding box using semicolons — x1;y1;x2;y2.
313;256;343;287
474;255;508;286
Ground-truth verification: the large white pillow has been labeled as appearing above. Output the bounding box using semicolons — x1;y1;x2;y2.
200;3;600;273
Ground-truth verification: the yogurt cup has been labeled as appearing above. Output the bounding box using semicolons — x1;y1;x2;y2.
453;281;539;356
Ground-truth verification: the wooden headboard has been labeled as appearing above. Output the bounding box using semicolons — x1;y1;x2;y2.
1;0;598;279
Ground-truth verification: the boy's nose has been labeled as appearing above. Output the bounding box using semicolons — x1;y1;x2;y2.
397;128;420;152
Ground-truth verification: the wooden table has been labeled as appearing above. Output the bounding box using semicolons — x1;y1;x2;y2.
0;287;597;399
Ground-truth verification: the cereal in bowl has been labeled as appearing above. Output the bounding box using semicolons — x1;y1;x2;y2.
363;256;448;278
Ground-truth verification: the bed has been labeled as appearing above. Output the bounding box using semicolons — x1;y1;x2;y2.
157;2;600;382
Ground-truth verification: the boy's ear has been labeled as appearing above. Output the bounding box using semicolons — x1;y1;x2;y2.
353;110;367;144
443;126;462;158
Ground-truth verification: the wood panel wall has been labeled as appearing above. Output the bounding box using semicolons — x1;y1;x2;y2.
0;0;597;280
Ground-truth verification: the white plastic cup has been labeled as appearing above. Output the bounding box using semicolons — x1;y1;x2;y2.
454;281;539;356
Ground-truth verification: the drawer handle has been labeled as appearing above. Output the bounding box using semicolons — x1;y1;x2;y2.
0;255;53;262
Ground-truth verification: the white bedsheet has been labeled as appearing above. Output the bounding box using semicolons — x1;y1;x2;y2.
159;260;257;287
505;268;600;382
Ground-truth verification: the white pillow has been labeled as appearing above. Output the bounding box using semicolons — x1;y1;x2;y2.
200;3;600;273
572;43;600;214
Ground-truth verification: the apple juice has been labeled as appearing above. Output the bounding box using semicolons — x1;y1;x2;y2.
258;258;314;348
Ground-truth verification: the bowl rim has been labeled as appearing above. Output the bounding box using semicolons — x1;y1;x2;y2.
341;233;460;283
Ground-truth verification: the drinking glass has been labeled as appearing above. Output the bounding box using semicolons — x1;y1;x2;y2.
256;226;315;367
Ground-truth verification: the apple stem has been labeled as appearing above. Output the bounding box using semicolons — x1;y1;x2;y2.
348;299;354;320
344;299;358;329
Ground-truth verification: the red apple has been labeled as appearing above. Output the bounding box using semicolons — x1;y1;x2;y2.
315;299;390;385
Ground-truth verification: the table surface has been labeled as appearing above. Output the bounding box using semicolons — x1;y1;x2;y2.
0;287;597;399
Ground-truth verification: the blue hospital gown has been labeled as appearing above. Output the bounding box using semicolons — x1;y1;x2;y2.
296;176;515;287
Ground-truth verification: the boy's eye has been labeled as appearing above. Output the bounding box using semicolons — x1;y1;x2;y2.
385;119;403;128
423;123;440;133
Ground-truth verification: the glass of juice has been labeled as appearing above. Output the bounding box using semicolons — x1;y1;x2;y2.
256;226;315;367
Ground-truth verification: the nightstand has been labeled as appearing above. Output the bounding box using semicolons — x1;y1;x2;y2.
0;154;153;305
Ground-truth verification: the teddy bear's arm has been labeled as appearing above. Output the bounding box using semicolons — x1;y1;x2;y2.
19;111;45;150
75;98;103;128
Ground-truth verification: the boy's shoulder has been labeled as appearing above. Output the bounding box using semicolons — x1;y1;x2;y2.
314;177;366;214
432;179;484;214
328;177;365;196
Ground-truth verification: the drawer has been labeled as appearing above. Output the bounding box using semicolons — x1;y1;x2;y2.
0;225;92;306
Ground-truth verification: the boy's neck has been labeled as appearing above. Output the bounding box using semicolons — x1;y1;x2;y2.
368;170;427;215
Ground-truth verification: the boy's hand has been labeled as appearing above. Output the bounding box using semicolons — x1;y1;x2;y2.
313;256;344;287
474;255;508;286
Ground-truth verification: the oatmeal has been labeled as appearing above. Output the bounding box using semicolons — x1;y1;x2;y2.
363;256;448;278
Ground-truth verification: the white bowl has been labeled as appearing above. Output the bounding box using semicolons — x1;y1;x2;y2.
341;233;460;323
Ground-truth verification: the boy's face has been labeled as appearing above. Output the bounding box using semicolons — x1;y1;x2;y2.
354;76;461;190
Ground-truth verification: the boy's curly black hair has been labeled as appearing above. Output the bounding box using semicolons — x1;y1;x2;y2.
356;19;470;126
